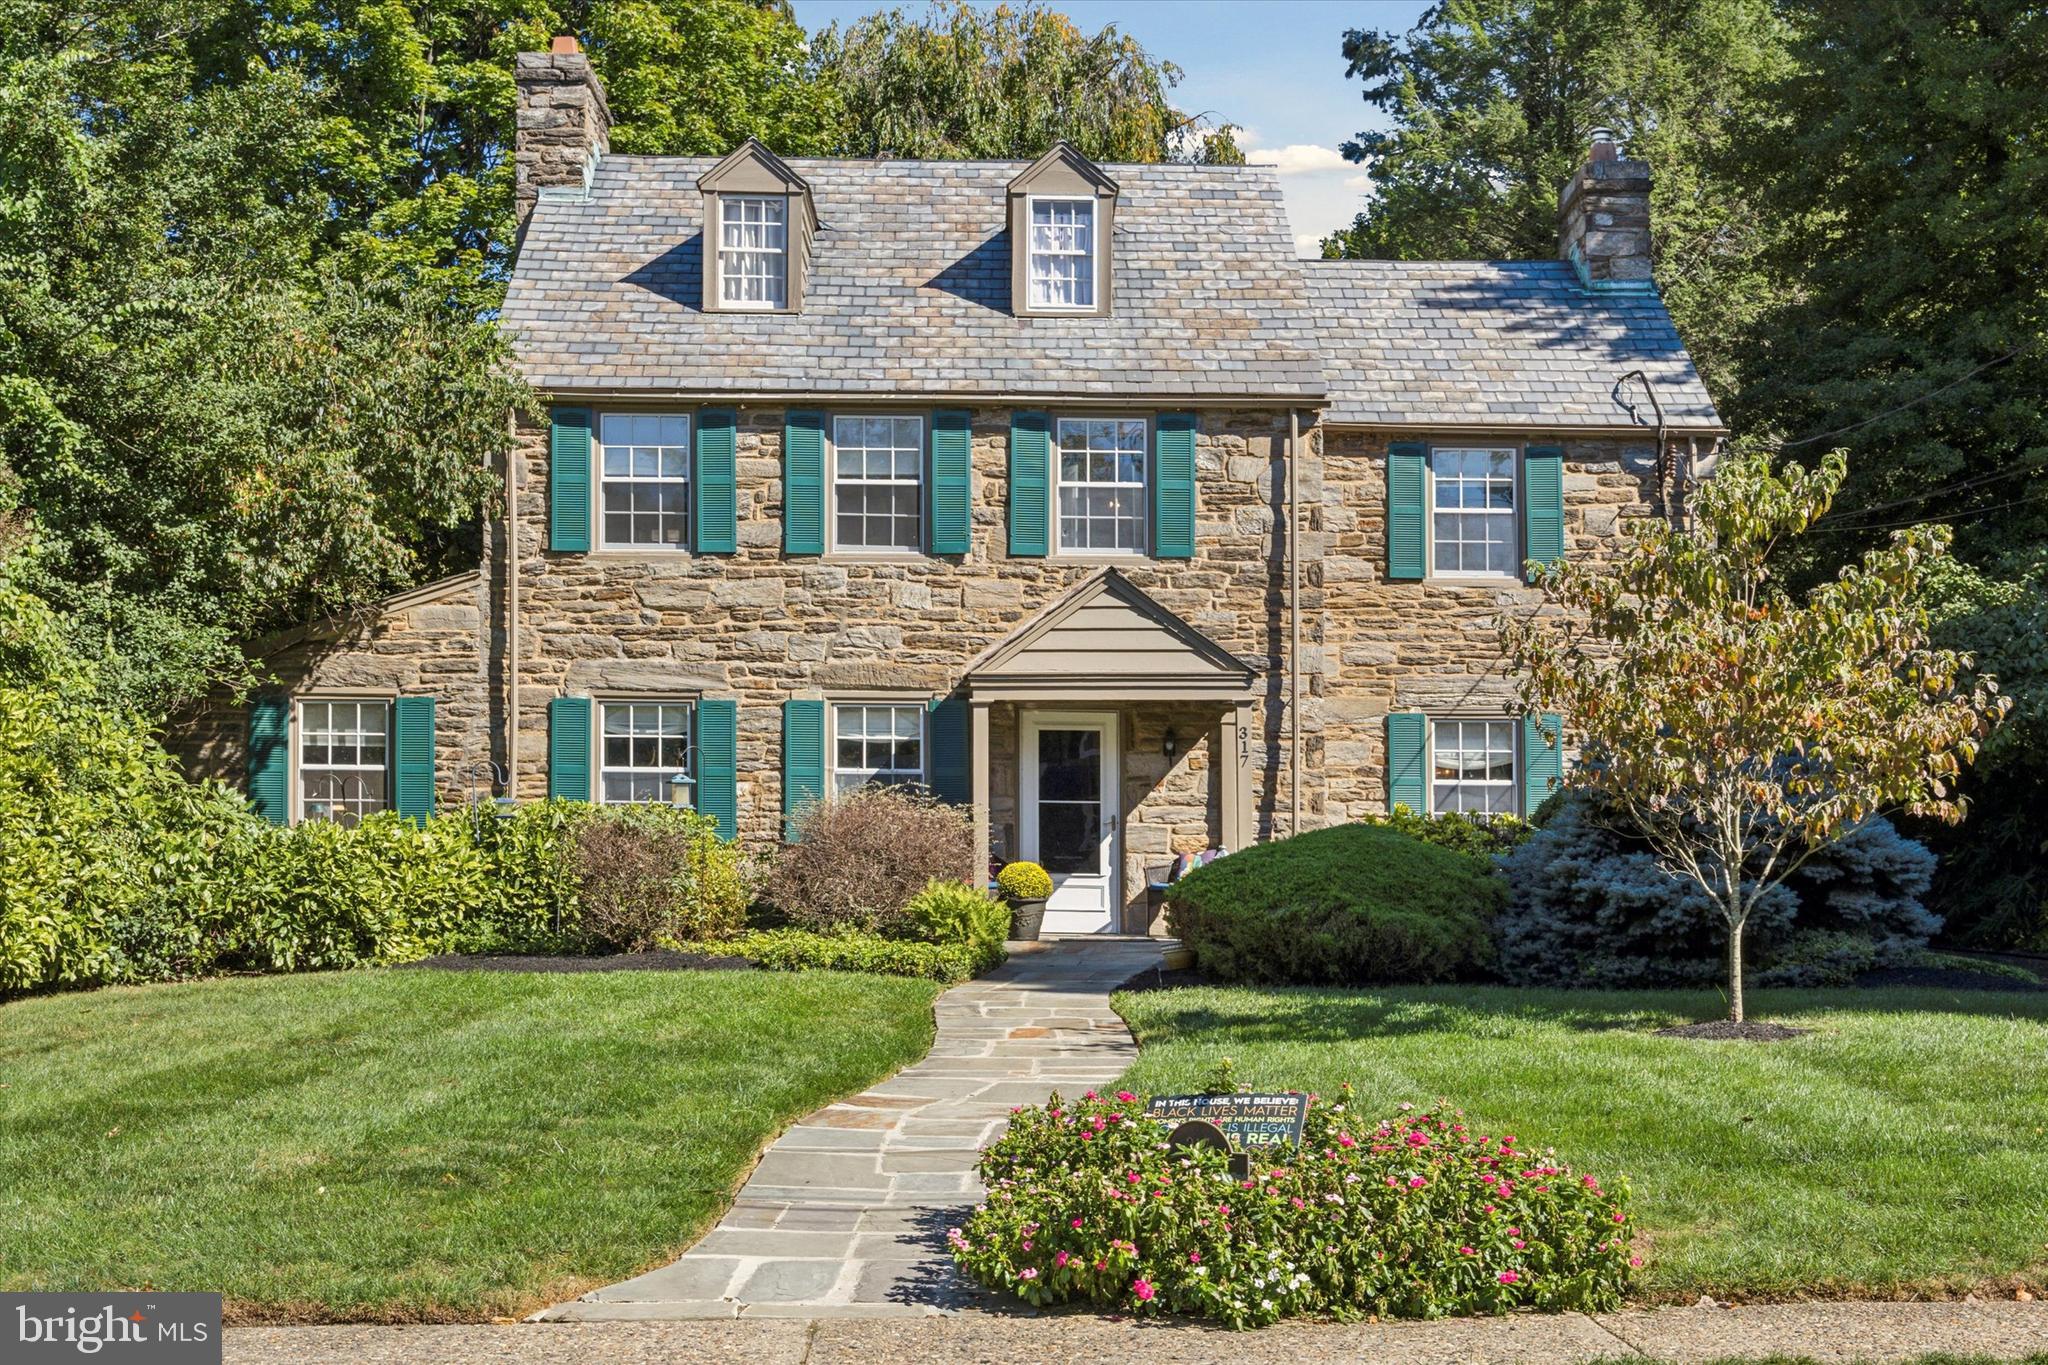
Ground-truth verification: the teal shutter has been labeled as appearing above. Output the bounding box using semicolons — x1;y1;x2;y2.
1153;412;1196;560
392;695;437;825
548;407;592;553
547;695;592;802
1387;441;1426;580
248;695;289;825
695;699;738;840
781;699;825;840
695;409;738;553
1523;712;1563;813
784;411;826;555
1524;445;1565;579
1386;711;1428;814
929;409;973;555
928;697;969;805
1008;411;1050;557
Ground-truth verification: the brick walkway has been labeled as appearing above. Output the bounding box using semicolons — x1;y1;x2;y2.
539;937;1168;1321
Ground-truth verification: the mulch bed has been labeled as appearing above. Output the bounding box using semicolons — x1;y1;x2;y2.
1654;1019;1811;1042
401;949;755;973
1854;966;2046;992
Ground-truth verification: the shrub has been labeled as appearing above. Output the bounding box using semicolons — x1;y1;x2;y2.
997;860;1053;902
1495;789;1941;988
570;804;749;950
950;1089;1635;1328
1164;825;1502;985
1365;806;1532;866
765;786;975;935
674;927;984;983
905;877;1010;973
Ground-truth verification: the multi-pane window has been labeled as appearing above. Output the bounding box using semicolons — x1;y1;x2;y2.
833;704;925;793
600;702;692;804
1056;417;1147;553
599;414;690;549
720;195;788;308
1028;197;1095;309
1432;719;1517;815
1432;448;1518;576
834;416;924;552
300;700;389;827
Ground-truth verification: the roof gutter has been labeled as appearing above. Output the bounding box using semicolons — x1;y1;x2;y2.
1320;419;1729;438
526;387;1332;411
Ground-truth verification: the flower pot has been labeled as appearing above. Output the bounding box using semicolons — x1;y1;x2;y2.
1007;897;1046;941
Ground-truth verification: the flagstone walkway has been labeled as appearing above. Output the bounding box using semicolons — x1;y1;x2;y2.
539;937;1169;1321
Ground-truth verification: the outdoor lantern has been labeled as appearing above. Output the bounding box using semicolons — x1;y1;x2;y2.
1162;725;1179;761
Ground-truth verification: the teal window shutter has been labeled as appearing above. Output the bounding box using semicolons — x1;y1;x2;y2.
1153;412;1196;560
696;699;738;839
695;410;738;554
1523;712;1563;813
247;695;290;825
1524;445;1565;579
927;697;969;805
547;695;592;802
1386;711;1428;813
548;407;592;553
1008;412;1049;557
929;410;973;555
392;696;437;825
782;699;825;840
1387;441;1426;580
784;411;826;555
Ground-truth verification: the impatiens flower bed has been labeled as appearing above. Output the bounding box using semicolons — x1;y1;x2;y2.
948;1087;1637;1328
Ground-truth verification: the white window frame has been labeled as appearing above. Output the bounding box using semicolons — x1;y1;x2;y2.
829;413;926;555
830;700;928;794
295;697;392;826
1053;415;1149;556
719;194;789;310
1025;194;1098;312
597;412;692;552
1427;445;1521;581
1429;717;1520;817
597;698;695;806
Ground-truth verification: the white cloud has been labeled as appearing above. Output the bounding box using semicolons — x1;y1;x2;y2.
1246;143;1351;176
1344;174;1373;191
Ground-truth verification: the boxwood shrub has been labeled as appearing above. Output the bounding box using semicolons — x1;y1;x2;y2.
1164;824;1503;985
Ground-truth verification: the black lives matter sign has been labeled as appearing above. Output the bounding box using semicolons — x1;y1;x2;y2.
1147;1092;1310;1150
6;1294;221;1364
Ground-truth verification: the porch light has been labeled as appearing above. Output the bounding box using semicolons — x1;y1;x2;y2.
1162;725;1179;761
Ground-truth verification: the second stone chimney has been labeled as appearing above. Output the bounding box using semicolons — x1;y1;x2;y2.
514;36;611;228
1556;127;1653;291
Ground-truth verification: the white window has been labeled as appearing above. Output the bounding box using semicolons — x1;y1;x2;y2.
299;700;389;826
833;703;925;793
1056;417;1146;553
1028;196;1095;309
599;413;690;550
1432;447;1518;576
600;701;692;804
720;194;788;308
1432;719;1517;815
833;415;924;552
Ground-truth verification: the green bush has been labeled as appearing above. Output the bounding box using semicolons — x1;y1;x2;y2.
996;860;1052;901
1366;805;1531;865
678;927;984;983
905;877;1010;972
1164;824;1502;985
570;804;749;950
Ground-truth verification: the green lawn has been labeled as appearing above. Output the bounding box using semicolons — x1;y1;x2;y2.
0;968;940;1321
1113;985;2048;1301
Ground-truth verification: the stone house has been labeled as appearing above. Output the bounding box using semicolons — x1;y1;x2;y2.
174;39;1723;935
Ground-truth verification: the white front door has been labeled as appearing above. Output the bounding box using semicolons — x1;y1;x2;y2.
1021;711;1120;934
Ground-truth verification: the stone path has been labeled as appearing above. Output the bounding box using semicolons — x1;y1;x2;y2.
540;936;1169;1321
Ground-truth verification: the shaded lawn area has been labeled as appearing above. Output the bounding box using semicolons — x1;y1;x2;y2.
1113;985;2048;1301
0;968;940;1321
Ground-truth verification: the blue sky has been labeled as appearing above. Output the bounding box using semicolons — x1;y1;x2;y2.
790;1;1433;255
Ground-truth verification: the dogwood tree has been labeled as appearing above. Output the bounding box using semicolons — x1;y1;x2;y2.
1500;446;2007;1022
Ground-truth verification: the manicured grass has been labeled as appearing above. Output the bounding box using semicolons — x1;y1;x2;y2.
0;968;940;1321
1113;985;2048;1301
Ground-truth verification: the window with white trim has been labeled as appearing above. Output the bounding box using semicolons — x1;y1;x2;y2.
1431;718;1517;815
833;703;925;793
720;194;788;308
833;415;924;552
1027;196;1095;309
599;413;690;549
1431;447;1518;576
300;700;390;826
1055;417;1146;553
600;701;692;804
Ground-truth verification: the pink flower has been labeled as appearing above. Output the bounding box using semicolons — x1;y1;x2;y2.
1131;1277;1155;1302
1071;1217;1084;1229
1019;1268;1039;1281
1084;1090;1099;1100
1126;1171;1141;1184
1055;1250;1070;1268
1408;1176;1427;1189
1498;1271;1520;1285
1021;1240;1032;1251
1483;1204;1497;1214
1290;1196;1306;1210
1611;1210;1627;1224
1459;1245;1477;1256
1630;1256;1643;1267
1116;1090;1136;1103
1385;1176;1399;1188
1188;1250;1202;1264
1505;1227;1520;1236
1337;1132;1357;1149
1511;1238;1526;1250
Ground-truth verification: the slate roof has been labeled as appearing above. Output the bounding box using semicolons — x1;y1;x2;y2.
1304;259;1722;430
501;156;1329;401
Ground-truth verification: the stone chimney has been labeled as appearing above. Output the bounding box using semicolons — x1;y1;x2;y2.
514;36;611;227
1556;127;1653;291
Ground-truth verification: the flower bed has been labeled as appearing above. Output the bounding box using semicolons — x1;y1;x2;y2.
948;1088;1635;1328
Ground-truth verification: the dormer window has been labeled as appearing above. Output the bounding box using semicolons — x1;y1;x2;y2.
698;139;815;314
1028;197;1096;310
1008;143;1119;318
720;194;788;308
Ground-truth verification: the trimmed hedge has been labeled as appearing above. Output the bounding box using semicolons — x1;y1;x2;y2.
675;928;989;983
1164;824;1503;985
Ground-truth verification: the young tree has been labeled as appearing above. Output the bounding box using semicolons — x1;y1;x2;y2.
1500;448;2007;1022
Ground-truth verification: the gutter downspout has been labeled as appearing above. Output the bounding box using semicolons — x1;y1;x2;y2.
505;429;521;796
1289;409;1302;837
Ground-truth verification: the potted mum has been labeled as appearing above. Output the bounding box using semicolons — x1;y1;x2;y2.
996;861;1053;941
